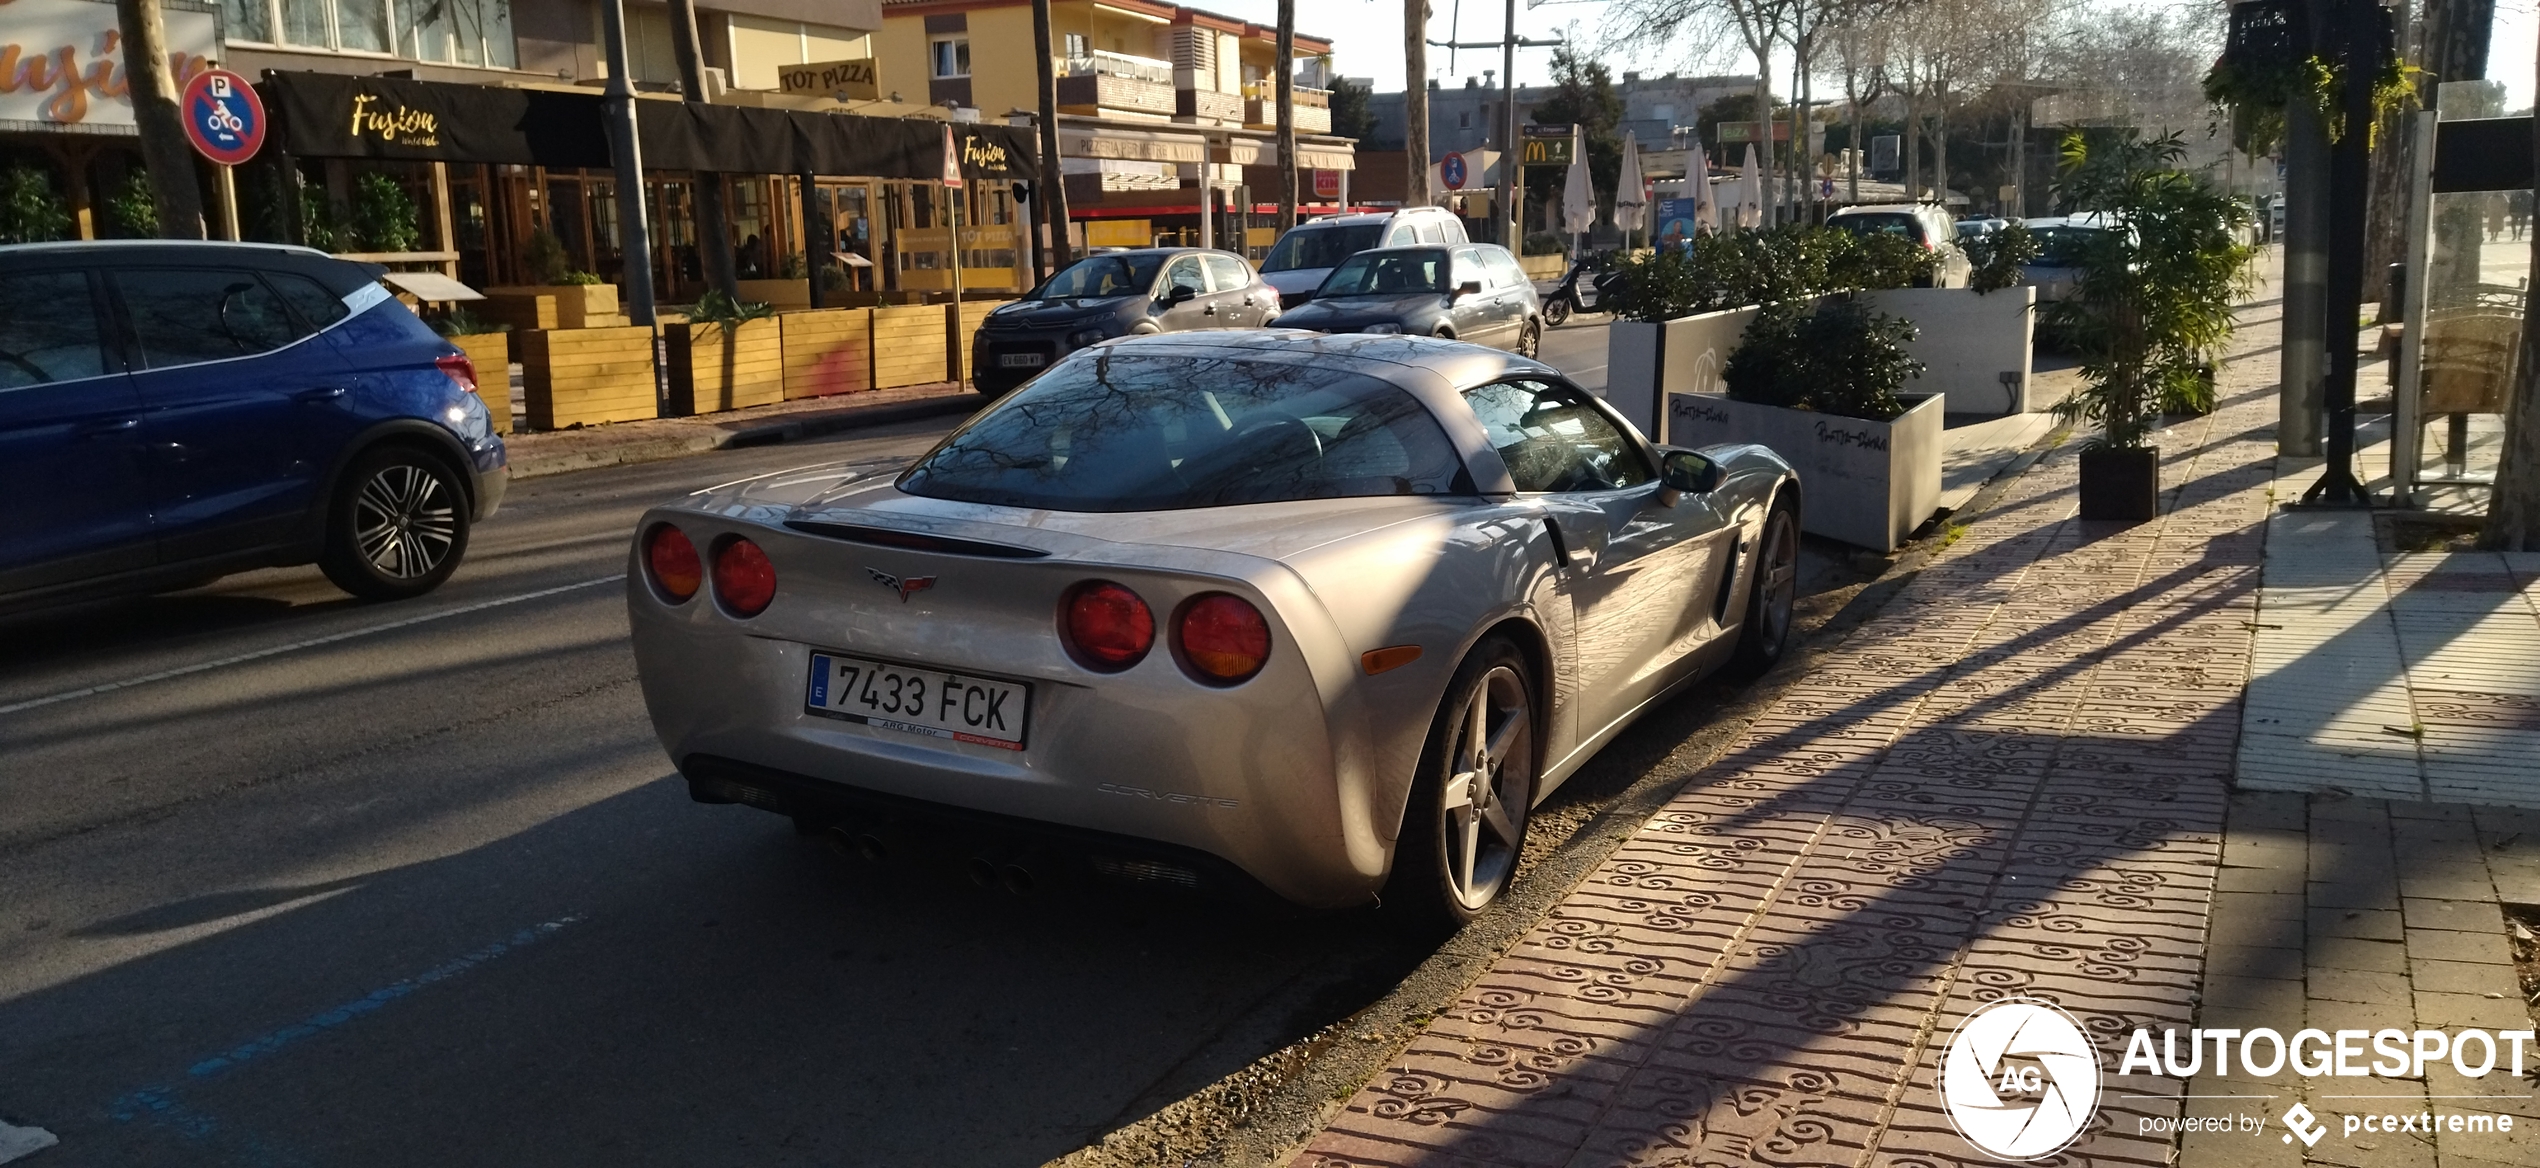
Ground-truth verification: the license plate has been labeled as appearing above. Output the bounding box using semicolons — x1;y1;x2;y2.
998;352;1046;368
805;652;1029;750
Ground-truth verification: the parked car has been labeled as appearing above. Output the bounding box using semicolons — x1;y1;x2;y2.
1953;217;2007;238
629;331;1800;919
2020;214;2113;304
1827;203;1972;287
0;241;506;614
1272;244;1545;357
971;247;1277;397
1257;206;1469;309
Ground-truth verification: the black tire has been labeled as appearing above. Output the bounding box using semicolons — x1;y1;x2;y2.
1515;318;1541;358
318;446;471;601
1543;296;1572;327
1728;496;1800;677
1385;635;1536;927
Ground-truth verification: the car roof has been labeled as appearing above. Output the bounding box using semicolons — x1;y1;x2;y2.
1831;204;1937;216
1299;207;1448;228
0;239;338;261
0;239;384;295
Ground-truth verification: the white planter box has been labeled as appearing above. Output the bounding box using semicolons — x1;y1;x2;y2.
1666;391;1945;551
1858;286;2037;415
1603;306;1760;438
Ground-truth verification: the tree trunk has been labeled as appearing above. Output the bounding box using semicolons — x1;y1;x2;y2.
1932;105;1948;207
1405;0;1431;206
1034;0;1071;270
1903;94;1920;198
669;0;738;299
1752;64;1774;227
115;0;204;239
2362;0;2417;314
1276;0;1298;232
1846;71;1862;204
1796;49;1815;222
2483;72;2540;550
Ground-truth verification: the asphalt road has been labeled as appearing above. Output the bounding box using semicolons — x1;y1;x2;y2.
0;316;1813;1168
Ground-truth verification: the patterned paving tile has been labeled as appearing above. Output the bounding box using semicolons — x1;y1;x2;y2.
1291;315;2281;1165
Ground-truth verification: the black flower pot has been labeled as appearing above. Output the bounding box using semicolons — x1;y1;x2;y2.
2079;446;2161;521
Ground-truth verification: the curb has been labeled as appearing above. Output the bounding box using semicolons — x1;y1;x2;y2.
506;393;984;481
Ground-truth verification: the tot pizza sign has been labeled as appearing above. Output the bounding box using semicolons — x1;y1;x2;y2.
181;69;266;166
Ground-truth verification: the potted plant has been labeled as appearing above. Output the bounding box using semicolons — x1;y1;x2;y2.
2046;131;2255;520
430;307;515;434
486;232;625;330
1668;296;1942;550
666;290;782;415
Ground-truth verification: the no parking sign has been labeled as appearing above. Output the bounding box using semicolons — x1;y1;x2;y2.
181;69;265;166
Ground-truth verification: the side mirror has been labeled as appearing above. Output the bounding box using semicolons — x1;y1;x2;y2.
1661;449;1720;496
1454;279;1484;301
1165;284;1197;305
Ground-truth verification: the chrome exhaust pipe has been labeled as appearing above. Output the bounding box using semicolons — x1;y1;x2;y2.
825;823;891;864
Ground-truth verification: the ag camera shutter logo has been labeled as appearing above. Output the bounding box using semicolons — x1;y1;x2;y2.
1940;997;2103;1160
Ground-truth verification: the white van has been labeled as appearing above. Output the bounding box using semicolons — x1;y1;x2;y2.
1258;206;1470;308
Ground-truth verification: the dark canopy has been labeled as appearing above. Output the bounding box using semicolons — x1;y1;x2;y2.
258;71;1037;182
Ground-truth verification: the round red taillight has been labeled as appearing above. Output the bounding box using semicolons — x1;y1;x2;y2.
712;537;777;617
1061;581;1154;671
1176;593;1270;684
645;524;701;602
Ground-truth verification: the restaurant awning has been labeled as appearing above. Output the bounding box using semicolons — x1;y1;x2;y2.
257;71;1039;182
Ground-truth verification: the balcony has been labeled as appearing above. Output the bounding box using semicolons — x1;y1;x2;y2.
1177;86;1243;124
1243;84;1330;134
1056;50;1177;117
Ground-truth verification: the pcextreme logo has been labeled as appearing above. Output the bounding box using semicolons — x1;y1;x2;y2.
1939;997;2102;1161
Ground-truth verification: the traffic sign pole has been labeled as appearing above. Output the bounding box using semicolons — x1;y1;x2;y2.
179;68;265;243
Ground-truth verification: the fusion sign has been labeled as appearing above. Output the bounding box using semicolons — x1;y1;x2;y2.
0;0;216;131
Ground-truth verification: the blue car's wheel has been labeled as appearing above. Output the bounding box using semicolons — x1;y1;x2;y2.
320;446;470;601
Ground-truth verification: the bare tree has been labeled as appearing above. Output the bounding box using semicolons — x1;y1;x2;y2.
668;0;738;298
1602;0;1793;223
115;0;204;238
2487;72;2540;551
1406;0;1433;206
1034;0;1071;270
1278;0;1299;231
1827;10;1895;203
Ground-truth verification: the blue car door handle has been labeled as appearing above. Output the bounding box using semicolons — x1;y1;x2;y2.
76;417;139;437
294;386;350;403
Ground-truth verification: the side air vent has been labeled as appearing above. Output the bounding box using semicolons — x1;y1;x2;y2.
783;520;1051;559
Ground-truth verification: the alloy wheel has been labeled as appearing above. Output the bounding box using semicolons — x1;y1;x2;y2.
1517;321;1541;358
1755;508;1798;647
353;464;458;579
1440;663;1533;910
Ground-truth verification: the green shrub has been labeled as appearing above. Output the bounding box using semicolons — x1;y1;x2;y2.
351;172;421;253
524;230;573;284
429;306;510;336
1606;225;1932;322
1724;295;1923;422
0;164;72;244
1521;231;1568;256
690;288;773;336
1964;222;2039;294
561;270;604;286
105;171;157;238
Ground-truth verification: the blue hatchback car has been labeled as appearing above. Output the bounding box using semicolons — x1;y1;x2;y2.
0;241;506;612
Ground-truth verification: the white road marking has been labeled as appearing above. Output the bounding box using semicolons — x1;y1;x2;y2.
0;575;626;718
0;1121;57;1163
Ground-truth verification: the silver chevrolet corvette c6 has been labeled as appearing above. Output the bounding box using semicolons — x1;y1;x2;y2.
627;331;1801;922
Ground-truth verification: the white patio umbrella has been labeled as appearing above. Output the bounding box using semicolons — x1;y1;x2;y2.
1614;131;1649;242
1560;128;1597;238
1684;138;1714;235
1737;144;1765;230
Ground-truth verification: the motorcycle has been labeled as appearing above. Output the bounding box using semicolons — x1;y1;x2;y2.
1540;251;1616;326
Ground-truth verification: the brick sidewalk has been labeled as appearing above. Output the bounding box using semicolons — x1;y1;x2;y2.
1290;308;2286;1165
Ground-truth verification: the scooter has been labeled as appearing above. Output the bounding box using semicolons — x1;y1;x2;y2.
1540;252;1615;326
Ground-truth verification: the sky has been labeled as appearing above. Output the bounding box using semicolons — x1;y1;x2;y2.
1200;0;2538;112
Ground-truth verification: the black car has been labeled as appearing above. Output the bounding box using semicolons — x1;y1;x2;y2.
0;241;506;613
971;248;1278;396
1272;244;1543;357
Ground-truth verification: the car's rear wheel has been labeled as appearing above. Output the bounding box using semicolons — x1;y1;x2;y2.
1543;296;1572;327
1729;496;1799;676
1387;636;1535;927
1516;318;1541;357
319;446;470;601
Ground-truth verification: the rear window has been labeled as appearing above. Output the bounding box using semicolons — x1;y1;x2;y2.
898;351;1471;512
1321;250;1449;296
2029;226;2100;265
1832;213;1924;243
0;271;106;387
1261;224;1382;273
115;268;311;367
